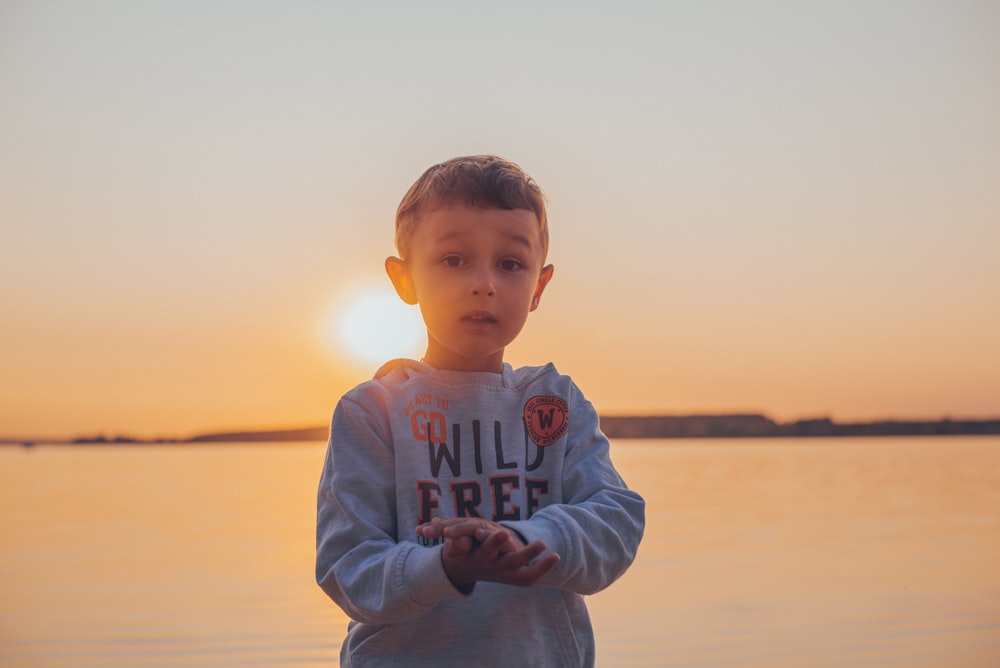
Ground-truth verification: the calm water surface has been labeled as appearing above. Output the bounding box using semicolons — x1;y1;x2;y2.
1;437;999;667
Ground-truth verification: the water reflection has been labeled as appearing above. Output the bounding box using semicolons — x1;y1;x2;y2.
2;438;999;666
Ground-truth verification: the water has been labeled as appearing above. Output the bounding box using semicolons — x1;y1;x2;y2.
2;437;999;667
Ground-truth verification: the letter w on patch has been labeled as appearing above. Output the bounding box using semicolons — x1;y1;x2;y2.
523;396;569;447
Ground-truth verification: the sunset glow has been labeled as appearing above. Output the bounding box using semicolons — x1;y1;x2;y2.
1;2;998;440
323;283;425;370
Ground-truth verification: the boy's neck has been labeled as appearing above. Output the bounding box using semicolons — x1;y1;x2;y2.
422;347;506;374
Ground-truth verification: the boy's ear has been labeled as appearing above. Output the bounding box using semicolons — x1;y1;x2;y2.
385;256;418;305
530;264;555;312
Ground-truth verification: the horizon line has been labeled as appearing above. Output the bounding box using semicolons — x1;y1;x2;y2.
4;411;1000;445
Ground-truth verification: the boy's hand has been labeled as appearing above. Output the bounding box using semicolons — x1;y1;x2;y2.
416;518;560;590
417;517;522;554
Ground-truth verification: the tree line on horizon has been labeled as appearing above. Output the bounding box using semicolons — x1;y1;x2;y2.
39;413;1000;445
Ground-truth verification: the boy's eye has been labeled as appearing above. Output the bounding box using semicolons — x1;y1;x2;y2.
498;258;522;272
442;255;464;268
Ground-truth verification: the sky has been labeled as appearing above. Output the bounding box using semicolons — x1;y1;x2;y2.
1;1;998;440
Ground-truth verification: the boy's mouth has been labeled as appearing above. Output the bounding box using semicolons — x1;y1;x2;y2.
462;311;498;324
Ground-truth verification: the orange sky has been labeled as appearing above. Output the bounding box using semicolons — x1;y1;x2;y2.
2;2;998;440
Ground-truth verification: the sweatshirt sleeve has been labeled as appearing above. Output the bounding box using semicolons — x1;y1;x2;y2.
501;384;645;595
316;394;467;624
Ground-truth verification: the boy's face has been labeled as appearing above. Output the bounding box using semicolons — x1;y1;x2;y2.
386;205;554;373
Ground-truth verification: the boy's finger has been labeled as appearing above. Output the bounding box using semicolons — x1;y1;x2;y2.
512;540;548;562
420;517;481;538
415;517;447;537
479;528;512;551
526;553;560;580
503;553;561;587
442;534;475;557
442;519;488;538
492;540;549;573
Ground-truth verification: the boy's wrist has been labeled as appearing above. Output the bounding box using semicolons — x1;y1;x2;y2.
440;555;476;594
448;575;476;595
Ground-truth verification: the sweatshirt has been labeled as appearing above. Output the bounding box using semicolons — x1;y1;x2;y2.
316;360;645;667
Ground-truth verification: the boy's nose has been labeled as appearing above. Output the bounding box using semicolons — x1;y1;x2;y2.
471;268;496;297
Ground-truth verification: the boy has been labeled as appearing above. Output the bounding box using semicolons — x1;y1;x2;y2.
316;155;645;667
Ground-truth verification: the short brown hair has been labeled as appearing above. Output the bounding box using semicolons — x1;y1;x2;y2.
395;155;548;260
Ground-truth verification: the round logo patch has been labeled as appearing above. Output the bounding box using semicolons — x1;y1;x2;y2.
523;395;569;447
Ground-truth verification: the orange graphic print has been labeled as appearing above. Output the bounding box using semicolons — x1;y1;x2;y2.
523;396;568;447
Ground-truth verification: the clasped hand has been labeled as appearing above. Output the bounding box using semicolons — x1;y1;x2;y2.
415;517;560;591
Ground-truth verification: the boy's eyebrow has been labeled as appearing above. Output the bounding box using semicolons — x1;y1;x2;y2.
430;230;538;250
503;231;536;250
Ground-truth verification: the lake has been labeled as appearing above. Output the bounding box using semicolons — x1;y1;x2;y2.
2;437;999;666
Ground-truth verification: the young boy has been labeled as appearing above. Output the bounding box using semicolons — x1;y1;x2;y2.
316;155;645;667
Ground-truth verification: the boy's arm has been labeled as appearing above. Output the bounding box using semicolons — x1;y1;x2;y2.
500;389;646;595
316;396;467;625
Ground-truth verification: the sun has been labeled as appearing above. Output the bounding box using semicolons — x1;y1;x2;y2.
324;282;425;368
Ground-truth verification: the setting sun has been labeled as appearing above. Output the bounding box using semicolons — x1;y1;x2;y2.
324;282;425;369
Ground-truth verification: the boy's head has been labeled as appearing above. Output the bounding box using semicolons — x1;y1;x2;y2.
394;155;549;262
385;155;554;372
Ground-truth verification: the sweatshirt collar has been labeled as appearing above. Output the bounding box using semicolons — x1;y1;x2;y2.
375;358;515;389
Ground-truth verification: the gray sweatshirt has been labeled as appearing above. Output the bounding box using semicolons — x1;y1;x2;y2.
316;360;645;667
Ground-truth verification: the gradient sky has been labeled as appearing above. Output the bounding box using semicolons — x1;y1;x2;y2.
2;1;998;439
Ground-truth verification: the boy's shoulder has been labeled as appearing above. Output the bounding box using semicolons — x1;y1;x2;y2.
374;358;429;380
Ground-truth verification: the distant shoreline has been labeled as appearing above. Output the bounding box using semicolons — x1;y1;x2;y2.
599;415;1000;439
3;414;999;446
